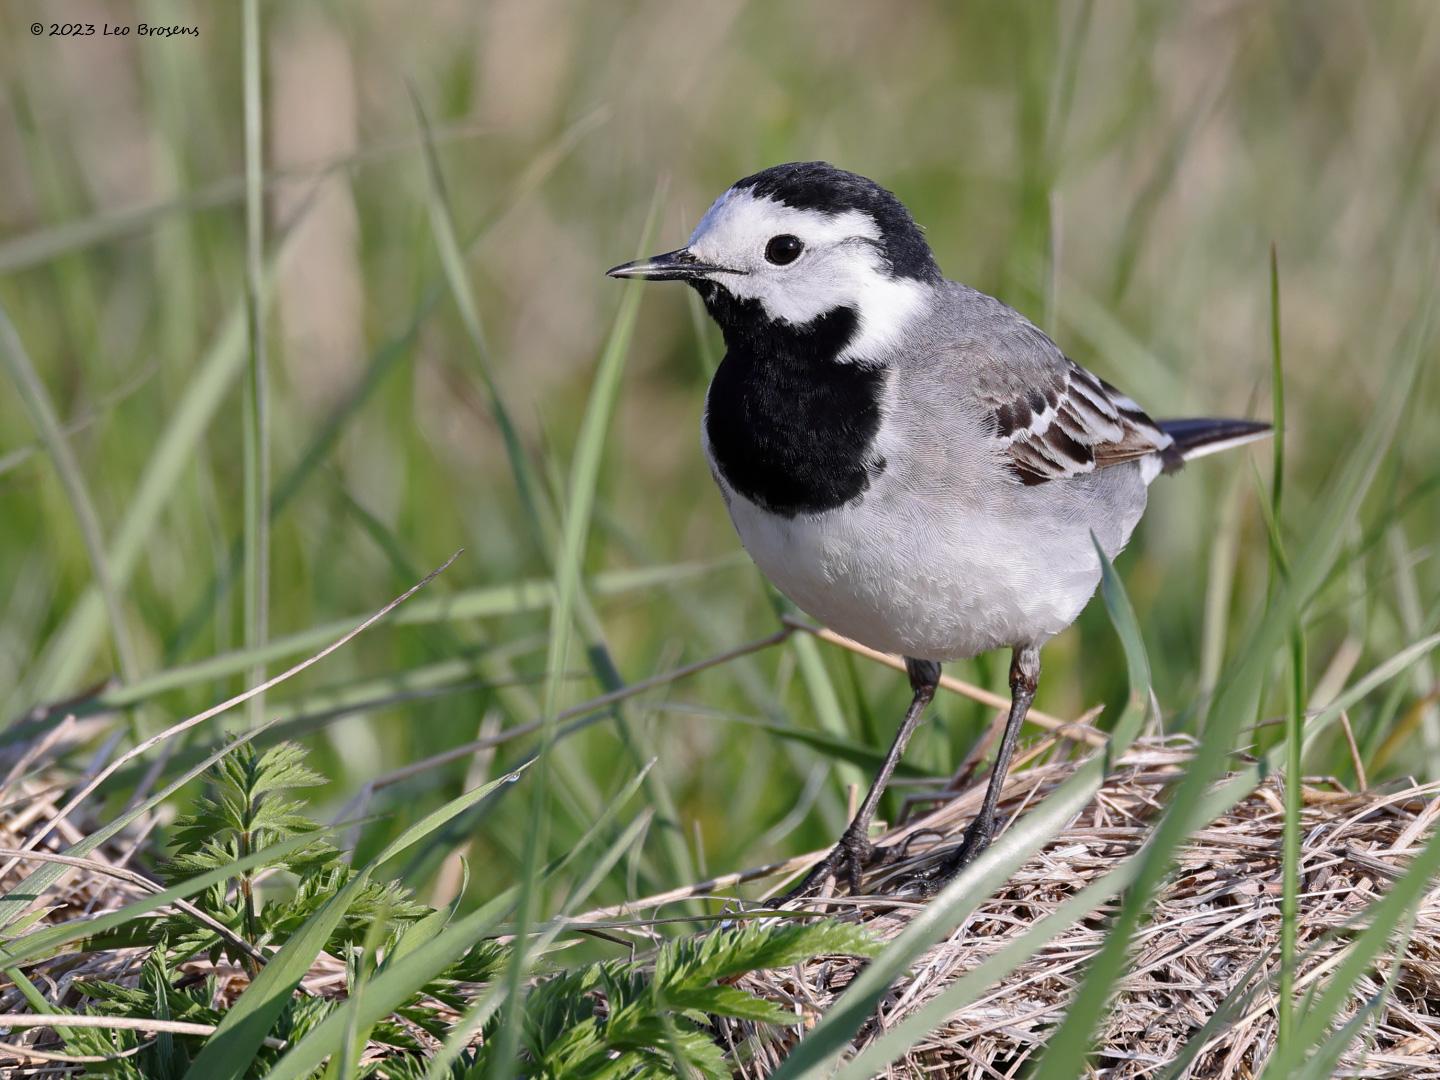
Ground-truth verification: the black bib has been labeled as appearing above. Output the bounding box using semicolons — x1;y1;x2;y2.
699;288;887;518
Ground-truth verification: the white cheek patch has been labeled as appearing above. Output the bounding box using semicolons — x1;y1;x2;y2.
839;275;928;361
688;189;932;362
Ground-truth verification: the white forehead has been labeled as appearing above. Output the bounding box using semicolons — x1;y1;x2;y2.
688;187;879;262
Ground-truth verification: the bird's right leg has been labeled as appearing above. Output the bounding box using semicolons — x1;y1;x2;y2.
778;657;940;902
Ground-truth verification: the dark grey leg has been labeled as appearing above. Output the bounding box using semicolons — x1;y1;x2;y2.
921;644;1040;888
780;657;941;901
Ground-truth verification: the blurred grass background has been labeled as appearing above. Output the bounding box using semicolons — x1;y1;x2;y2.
2;0;1437;922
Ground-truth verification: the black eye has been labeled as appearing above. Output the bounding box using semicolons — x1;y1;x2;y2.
764;234;804;265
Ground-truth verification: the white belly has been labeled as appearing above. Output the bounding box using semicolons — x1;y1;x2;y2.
721;480;1132;662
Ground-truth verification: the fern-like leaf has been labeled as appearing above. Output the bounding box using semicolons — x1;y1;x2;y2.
655;919;879;989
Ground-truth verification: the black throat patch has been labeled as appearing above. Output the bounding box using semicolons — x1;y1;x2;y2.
698;285;888;518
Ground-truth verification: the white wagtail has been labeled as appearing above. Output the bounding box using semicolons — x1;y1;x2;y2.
608;161;1269;899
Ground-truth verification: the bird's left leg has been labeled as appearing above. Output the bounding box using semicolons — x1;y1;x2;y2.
907;644;1039;892
779;657;941;901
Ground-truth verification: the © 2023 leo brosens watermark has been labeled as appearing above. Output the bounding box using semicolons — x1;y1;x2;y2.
32;21;199;38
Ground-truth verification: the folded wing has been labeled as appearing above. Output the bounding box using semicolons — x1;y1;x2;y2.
979;357;1175;486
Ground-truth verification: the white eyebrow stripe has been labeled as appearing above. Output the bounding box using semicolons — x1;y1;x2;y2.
690;189;881;252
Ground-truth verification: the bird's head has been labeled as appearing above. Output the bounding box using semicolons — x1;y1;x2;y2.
607;162;941;362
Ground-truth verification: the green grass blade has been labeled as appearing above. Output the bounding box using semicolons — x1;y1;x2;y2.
1289;913;1415;1080
17;269;264;710
156;109;603;670
408;96;693;892
264;786;653;1080
0;303;138;686
328;895;390;1080
93;645;534;728
1270;243;1306;1054
368;764;530;868
568;599;698;895
486;184;664;1080
3;964;84;1049
410;83;551;548
1092;533;1153;751
20;647;544;788
0;559;454;929
1154;955;1278;1080
0;718;278;934
753;719;935;778
0;119;513;275
0;363;157;481
1263;829;1440;1078
836;846;1145;1080
240;0;270;727
1269;243;1285;516
409;103;677;883
790;631;864;796
77;559;735;712
1387;524;1440;773
422;808;656;1079
1198;477;1246;705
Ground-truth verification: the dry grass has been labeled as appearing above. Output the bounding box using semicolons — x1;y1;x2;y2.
0;725;156;1070
706;737;1440;1078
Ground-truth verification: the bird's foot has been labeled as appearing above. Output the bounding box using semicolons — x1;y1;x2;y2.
774;828;890;905
895;812;996;898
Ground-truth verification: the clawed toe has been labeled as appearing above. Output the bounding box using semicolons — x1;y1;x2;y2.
891;814;996;897
893;849;973;898
775;809;1004;905
777;831;884;903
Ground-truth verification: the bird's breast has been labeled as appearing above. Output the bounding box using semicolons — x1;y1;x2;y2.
702;325;889;518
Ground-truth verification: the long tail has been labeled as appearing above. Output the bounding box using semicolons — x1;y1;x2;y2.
1158;417;1272;474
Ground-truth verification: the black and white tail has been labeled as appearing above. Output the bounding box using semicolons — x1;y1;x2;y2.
1158;417;1272;474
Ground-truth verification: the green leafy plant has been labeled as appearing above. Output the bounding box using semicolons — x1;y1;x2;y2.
106;744;426;970
56;742;501;1076
464;920;880;1079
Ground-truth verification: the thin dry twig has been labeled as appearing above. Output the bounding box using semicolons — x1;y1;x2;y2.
0;717;79;800
783;617;1107;746
367;625;795;792
0;1036;151;1065
0;1012;285;1048
1342;710;1368;791
369;617;1106;797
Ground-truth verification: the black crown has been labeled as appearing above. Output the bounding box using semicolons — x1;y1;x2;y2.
732;162;941;284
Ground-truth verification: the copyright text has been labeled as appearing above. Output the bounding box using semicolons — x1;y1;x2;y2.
31;22;199;38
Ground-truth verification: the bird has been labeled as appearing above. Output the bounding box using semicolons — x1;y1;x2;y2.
607;161;1270;900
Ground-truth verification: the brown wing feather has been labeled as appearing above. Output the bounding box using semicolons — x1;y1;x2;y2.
986;360;1172;486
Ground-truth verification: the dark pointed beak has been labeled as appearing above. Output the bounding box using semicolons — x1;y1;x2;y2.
605;247;733;281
